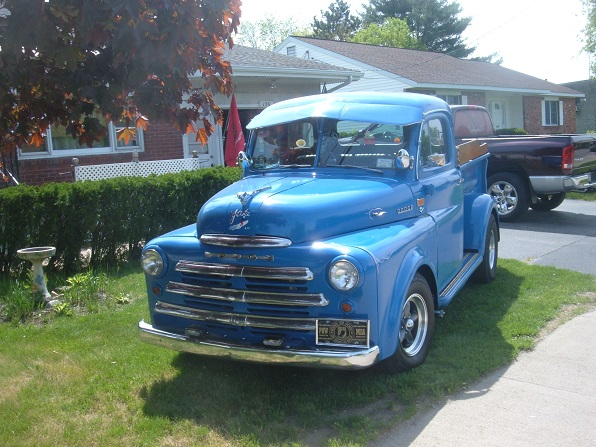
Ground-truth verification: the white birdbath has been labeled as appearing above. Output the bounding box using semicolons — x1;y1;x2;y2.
16;246;56;300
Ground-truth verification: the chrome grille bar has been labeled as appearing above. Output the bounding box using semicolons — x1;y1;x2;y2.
200;234;292;248
155;301;315;331
175;261;314;281
167;282;328;306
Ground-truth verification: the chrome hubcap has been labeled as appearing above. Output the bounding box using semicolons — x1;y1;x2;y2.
400;293;428;357
490;182;517;216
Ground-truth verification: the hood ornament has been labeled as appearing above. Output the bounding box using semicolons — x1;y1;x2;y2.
237;186;272;207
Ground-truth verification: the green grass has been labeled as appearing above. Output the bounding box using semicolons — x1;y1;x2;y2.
567;190;596;201
0;260;594;447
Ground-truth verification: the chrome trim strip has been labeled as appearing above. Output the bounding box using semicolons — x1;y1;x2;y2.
139;319;380;370
440;252;479;298
204;252;274;262
200;234;292;248
175;261;314;281
166;282;328;306
155;301;316;330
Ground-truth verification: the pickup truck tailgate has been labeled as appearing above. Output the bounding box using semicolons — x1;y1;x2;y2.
571;135;596;175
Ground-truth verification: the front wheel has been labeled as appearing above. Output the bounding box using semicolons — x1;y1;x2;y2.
382;274;435;373
473;214;498;283
530;192;566;211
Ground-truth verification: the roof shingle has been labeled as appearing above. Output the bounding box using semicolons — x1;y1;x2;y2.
293;37;581;95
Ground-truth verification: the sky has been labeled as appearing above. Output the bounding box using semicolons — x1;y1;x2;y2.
238;0;591;84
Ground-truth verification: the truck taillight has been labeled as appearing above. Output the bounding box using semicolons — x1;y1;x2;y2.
561;144;574;174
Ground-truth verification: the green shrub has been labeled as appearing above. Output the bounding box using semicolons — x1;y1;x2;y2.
494;128;528;135
0;275;43;323
0;167;241;275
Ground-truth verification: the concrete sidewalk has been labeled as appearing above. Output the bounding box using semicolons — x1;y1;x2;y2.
373;310;596;447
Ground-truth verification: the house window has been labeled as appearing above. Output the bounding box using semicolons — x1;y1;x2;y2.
437;94;462;105
18;118;144;159
286;46;296;57
542;99;563;126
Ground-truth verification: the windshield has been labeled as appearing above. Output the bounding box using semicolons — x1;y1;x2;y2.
248;118;410;170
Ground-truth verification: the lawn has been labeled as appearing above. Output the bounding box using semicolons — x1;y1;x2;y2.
0;259;594;447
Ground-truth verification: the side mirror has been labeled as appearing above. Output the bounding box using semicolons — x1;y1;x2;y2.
395;149;413;170
237;151;251;166
237;151;252;175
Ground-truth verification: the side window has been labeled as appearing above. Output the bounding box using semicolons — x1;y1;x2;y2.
420;118;449;169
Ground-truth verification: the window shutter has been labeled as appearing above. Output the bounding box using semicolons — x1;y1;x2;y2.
541;100;547;126
559;101;564;125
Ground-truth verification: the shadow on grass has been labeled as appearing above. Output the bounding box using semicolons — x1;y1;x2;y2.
139;266;524;446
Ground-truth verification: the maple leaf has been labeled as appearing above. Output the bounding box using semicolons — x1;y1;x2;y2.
185;122;196;134
117;127;136;145
29;132;45;147
196;128;208;146
135;116;148;131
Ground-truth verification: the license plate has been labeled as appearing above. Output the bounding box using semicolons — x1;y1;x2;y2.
316;319;369;348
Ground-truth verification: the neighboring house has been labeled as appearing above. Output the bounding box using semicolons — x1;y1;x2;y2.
562;79;596;133
274;36;584;134
13;45;361;186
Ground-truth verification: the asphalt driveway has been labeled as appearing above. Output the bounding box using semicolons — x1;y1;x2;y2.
498;198;596;275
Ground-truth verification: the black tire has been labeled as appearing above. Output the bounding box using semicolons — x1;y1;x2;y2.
472;214;498;283
530;192;566;212
488;173;530;222
382;274;435;373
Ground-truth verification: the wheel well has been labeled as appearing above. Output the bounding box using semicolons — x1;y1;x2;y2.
487;162;531;187
416;264;438;310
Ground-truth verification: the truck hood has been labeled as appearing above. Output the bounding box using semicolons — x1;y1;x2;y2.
197;175;416;244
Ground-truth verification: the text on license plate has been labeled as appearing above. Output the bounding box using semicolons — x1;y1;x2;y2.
316;319;369;348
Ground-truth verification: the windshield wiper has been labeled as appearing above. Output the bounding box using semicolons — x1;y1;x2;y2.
324;164;384;174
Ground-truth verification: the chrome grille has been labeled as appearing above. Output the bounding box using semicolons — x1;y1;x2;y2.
166;282;327;307
165;260;327;334
175;260;314;281
155;301;315;331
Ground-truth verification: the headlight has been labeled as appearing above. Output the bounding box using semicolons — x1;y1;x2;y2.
141;249;164;276
329;260;359;291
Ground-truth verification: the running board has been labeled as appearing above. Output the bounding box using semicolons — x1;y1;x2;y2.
438;252;481;308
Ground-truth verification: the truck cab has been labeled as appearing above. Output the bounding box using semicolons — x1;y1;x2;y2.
139;92;499;372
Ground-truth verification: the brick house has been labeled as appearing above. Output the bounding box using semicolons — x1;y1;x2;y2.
12;45;360;186
274;37;584;135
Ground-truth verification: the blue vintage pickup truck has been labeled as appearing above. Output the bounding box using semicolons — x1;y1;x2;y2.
139;92;499;372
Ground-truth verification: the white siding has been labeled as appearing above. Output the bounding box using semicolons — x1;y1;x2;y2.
275;41;412;93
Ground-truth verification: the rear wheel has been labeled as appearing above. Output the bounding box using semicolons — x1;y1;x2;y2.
488;173;530;222
530;192;566;211
473;214;498;283
382;274;435;373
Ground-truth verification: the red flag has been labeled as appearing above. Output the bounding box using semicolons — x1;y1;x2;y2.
224;94;245;166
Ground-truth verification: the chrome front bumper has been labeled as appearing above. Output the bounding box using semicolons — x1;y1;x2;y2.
139;319;380;370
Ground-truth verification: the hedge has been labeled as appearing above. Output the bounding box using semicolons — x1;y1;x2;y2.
0;167;242;276
494;128;528;135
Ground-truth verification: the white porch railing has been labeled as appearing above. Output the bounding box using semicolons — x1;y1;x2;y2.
73;156;209;182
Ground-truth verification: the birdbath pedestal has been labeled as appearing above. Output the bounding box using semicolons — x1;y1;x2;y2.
16;246;56;300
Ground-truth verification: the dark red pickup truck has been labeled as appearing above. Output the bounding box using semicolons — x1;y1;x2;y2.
452;105;596;221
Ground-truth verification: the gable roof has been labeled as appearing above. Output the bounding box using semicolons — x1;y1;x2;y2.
287;37;582;97
223;44;362;83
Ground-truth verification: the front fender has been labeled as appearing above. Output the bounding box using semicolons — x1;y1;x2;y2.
377;246;437;362
464;193;499;251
